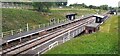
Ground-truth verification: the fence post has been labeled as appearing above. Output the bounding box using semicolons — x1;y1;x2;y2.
63;37;65;43
54;20;56;24
48;23;50;26
1;33;3;38
65;19;67;21
63;19;65;22
11;30;14;35
38;52;40;56
19;29;22;33
68;30;70;40
44;24;46;27
73;31;75;37
82;15;84;17
39;25;41;28
48;45;52;50
42;24;44;27
33;26;35;30
56;41;58;45
27;23;29;31
57;19;59;23
63;19;64;22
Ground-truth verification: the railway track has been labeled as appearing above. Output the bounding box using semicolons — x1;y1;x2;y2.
1;16;95;56
1;19;76;51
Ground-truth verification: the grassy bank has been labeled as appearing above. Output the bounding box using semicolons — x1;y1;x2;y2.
2;8;97;32
45;15;118;54
2;8;49;32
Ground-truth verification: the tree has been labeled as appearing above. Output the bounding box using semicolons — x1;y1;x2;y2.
89;5;94;9
100;5;108;10
69;3;87;8
32;2;52;12
81;3;87;8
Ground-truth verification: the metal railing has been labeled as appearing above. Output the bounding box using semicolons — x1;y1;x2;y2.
1;19;67;38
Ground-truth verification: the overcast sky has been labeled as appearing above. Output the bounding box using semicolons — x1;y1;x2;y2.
67;0;120;7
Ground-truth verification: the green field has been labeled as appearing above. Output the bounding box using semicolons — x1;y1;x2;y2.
45;15;118;54
2;8;98;32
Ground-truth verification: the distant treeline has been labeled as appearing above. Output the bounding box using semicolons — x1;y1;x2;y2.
2;2;117;12
69;3;116;10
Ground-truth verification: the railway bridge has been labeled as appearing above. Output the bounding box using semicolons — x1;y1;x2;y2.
0;13;110;56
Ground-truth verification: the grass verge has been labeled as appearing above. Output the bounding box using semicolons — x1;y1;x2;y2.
45;15;118;54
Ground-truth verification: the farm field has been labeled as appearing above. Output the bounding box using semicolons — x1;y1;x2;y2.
45;15;118;54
